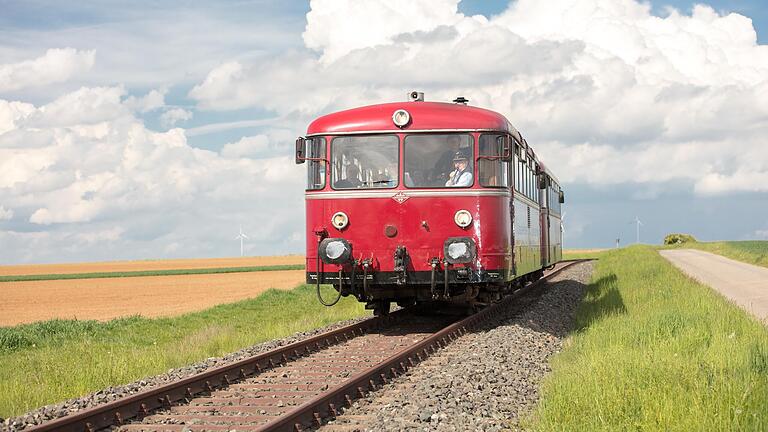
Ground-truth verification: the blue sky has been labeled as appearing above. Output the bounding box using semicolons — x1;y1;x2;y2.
0;0;766;263
461;0;767;44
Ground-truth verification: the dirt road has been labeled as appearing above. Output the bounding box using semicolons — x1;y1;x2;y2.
660;249;768;324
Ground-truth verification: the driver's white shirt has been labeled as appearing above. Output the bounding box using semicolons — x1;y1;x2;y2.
446;170;473;187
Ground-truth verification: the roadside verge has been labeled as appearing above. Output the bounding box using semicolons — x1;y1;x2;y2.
531;245;768;431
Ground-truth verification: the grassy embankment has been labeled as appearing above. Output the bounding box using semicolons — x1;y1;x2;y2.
0;284;366;418
0;264;305;282
563;249;607;260
532;246;768;431
661;240;768;269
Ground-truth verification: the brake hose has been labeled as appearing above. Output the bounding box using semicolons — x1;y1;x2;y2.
316;243;342;306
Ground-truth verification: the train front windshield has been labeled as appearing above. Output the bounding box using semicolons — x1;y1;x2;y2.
324;133;480;190
403;134;473;188
331;135;399;189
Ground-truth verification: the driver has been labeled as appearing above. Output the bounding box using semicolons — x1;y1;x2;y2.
445;151;473;187
433;135;462;181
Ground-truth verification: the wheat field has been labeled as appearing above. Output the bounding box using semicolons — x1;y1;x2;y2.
0;256;307;326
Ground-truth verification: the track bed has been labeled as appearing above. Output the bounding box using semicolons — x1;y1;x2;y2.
24;261;586;432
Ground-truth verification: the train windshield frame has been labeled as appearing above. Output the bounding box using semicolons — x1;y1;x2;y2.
330;135;399;190
403;133;474;188
305;137;326;191
478;133;510;188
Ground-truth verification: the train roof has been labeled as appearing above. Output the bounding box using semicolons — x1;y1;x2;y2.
537;161;561;186
304;99;562;184
307;101;521;139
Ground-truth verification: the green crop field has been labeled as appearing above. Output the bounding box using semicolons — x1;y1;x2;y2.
0;284;366;418
0;264;305;283
531;246;768;431
662;240;768;269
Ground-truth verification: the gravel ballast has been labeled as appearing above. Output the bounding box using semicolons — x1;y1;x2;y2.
1;316;373;432
3;262;592;432
320;262;593;431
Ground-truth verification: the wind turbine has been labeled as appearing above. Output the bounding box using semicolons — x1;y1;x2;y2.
560;211;566;249
235;226;248;257
630;216;643;244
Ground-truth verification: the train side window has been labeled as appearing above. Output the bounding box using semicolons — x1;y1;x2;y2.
509;149;516;188
524;167;528;198
520;164;528;196
550;185;555;213
526;166;532;199
528;169;533;200
523;166;528;198
306;137;326;190
478;134;509;188
550;183;561;214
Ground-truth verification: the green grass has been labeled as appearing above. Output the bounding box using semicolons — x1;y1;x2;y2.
563;249;607;260
531;245;768;431
0;284;366;418
0;264;305;283
661;240;768;269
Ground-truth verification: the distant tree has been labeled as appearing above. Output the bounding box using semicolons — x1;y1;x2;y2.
663;233;698;245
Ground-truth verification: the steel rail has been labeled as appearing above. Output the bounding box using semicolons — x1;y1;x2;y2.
256;259;586;432
25;259;588;432
24;314;402;432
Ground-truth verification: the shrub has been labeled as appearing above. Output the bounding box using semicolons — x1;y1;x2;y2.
663;233;697;245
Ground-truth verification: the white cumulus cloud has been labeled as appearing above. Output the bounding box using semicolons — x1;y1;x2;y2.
160;107;193;128
125;88;167;113
303;0;464;63
0;48;95;93
221;135;270;159
0;205;12;221
3;0;768;261
190;0;768;196
0;84;305;262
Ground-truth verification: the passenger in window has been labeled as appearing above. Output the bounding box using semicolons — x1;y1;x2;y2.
445;151;473;187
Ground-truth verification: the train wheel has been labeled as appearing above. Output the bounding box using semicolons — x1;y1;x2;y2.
373;300;391;316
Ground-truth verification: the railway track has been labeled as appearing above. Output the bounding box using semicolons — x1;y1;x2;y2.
25;260;586;432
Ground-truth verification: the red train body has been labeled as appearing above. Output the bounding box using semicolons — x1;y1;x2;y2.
296;93;564;314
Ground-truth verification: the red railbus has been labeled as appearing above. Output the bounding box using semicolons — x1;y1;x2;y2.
296;92;564;315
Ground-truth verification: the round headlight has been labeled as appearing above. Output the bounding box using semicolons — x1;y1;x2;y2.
325;240;346;260
331;211;349;230
443;237;476;264
319;238;352;264
447;242;468;260
454;210;472;228
392;109;411;128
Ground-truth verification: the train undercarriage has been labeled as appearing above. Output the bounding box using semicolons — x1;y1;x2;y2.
311;268;546;316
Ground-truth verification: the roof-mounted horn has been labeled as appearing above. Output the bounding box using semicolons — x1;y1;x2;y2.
453;96;469;105
408;91;424;102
